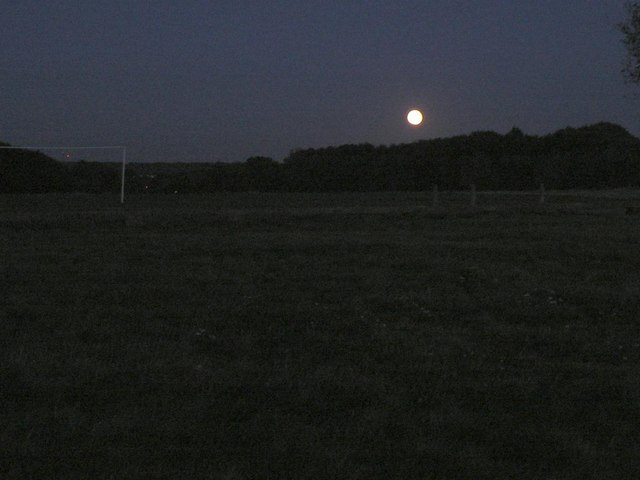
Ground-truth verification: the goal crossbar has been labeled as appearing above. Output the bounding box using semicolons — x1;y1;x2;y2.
0;145;127;203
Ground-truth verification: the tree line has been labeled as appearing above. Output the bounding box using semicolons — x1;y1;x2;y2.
2;122;640;194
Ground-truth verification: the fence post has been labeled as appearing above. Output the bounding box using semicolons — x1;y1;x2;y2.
432;184;439;207
470;184;477;207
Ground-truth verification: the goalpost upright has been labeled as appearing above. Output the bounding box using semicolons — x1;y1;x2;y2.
0;145;127;203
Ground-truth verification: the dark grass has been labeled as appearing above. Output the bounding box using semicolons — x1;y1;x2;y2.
1;191;640;479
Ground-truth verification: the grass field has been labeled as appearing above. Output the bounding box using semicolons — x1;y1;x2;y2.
2;191;640;479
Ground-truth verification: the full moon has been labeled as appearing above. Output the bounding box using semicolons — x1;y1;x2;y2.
407;109;423;126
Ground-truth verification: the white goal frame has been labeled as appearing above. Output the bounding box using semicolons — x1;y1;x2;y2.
0;145;127;203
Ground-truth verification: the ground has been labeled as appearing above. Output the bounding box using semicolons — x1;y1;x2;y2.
1;190;640;479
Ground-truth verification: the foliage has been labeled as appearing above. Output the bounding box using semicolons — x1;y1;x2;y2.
279;122;640;192
620;1;640;84
2;122;640;194
0;145;72;193
67;161;120;193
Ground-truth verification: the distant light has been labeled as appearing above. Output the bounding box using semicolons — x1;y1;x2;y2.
407;109;423;126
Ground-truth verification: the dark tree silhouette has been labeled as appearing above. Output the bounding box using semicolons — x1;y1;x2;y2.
2;122;640;193
0;146;72;193
67;161;120;193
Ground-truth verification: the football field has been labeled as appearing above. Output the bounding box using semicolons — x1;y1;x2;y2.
2;191;640;479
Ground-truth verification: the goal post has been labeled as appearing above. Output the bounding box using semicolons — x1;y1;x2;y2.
0;145;127;203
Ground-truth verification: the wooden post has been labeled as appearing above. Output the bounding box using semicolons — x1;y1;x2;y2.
539;183;545;205
432;184;439;207
470;184;477;207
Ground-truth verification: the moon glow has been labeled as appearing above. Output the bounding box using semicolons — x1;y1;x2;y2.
407;109;423;126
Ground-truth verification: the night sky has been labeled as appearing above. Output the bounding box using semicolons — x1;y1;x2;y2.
2;1;637;163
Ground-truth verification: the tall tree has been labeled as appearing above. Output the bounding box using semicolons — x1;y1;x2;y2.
620;2;640;84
